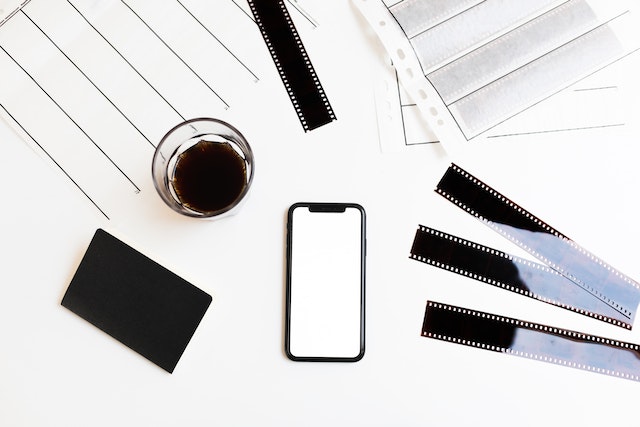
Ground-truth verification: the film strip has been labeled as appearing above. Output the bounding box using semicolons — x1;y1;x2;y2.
422;301;640;382
248;0;336;132
435;163;640;326
410;226;630;328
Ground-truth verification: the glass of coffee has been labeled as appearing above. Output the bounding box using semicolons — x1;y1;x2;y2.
152;118;254;218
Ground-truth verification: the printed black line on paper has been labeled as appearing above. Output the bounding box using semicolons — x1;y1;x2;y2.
20;8;156;148
119;0;230;109
0;44;141;193
65;0;186;122
0;102;110;219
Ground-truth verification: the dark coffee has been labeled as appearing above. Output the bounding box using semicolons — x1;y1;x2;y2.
171;140;247;214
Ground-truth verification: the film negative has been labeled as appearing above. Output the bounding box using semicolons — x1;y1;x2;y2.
354;0;639;151
410;226;630;328
435;163;640;327
422;301;640;382
248;0;336;132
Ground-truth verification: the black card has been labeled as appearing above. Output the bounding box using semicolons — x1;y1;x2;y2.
61;229;212;373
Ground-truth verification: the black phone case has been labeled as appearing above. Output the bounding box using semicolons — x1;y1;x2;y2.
61;229;212;373
284;202;366;362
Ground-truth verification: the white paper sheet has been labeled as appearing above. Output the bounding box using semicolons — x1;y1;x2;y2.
0;0;319;221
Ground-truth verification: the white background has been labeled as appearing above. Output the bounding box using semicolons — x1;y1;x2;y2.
2;1;640;426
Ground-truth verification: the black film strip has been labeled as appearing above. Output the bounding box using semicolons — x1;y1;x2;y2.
435;163;640;324
423;301;640;382
248;0;336;132
410;226;631;328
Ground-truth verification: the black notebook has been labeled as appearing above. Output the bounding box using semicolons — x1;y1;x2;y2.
61;229;212;373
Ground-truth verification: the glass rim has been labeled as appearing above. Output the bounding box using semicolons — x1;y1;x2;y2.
152;117;254;218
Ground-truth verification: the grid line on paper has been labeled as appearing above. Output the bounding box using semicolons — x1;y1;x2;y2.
0;0;31;28
64;0;186;122
231;0;255;22
119;0;230;109
484;47;639;138
393;67;438;146
20;8;156;149
0;45;141;193
232;0;319;27
574;85;618;92
175;0;259;82
487;123;625;139
0;102;110;219
392;66;409;145
284;0;318;28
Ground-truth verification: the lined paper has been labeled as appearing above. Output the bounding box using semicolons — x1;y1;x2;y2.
0;0;318;220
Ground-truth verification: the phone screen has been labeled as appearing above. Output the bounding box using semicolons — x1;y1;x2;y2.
285;203;366;361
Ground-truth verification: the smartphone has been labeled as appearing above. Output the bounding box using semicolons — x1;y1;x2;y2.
285;202;366;362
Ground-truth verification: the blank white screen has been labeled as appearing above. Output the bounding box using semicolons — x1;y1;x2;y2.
289;206;363;359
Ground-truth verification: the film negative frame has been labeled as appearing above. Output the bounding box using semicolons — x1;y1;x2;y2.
422;301;640;382
248;0;336;132
410;225;631;328
435;163;640;326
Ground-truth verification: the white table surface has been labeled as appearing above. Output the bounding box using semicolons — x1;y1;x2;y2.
2;1;640;426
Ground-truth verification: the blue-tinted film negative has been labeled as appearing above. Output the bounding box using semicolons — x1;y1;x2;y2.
422;301;640;382
410;226;631;328
435;163;640;326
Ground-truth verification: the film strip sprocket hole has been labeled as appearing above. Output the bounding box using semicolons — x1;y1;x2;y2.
410;225;632;328
248;0;336;132
422;301;640;382
435;163;640;325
